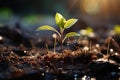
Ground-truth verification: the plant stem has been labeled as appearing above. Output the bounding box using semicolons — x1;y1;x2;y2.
107;37;111;61
89;40;92;53
45;43;49;53
54;38;56;54
61;34;63;54
60;29;64;54
61;43;63;54
107;37;111;55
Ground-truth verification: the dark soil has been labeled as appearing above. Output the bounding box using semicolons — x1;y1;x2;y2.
0;25;120;80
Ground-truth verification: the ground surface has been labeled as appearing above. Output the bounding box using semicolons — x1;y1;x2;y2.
0;25;120;80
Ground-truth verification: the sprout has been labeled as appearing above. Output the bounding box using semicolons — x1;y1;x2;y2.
79;27;95;37
84;46;89;51
113;25;120;34
83;46;89;54
52;34;57;54
36;12;80;53
107;37;111;56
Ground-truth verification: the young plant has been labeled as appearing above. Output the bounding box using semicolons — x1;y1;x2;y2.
113;25;120;34
52;34;57;54
36;12;80;53
79;27;94;37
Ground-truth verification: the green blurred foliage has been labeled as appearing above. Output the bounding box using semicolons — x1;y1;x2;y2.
0;8;12;19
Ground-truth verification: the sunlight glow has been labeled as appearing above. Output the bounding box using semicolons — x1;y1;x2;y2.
80;0;101;15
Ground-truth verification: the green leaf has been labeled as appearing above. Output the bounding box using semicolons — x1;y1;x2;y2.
64;19;78;29
36;25;61;37
55;12;66;28
62;32;80;43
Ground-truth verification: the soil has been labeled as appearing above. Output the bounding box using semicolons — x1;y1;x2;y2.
0;24;120;80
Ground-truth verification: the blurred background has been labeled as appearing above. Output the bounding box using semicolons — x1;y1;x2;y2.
0;0;120;33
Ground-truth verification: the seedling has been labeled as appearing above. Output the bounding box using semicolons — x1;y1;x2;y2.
79;27;94;37
52;34;57;54
79;27;94;53
106;36;112;61
36;12;80;53
113;25;120;34
83;46;89;54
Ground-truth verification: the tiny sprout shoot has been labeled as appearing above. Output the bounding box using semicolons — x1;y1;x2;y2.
107;37;111;56
52;34;57;54
83;46;89;54
45;43;49;53
89;40;92;53
107;37;112;61
36;12;80;53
